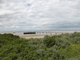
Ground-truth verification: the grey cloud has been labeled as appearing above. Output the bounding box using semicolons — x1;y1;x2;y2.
0;25;4;28
0;0;80;31
4;0;30;3
41;21;80;29
0;0;3;3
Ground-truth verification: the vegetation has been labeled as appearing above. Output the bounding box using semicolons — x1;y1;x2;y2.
0;32;80;60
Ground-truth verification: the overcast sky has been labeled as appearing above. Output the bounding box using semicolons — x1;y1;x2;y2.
0;0;80;32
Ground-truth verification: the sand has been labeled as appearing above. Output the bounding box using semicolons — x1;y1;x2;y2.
20;34;59;39
20;35;45;39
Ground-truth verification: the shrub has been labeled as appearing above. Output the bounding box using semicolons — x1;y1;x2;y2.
70;36;80;43
0;32;80;60
43;35;55;48
55;37;70;49
8;53;18;60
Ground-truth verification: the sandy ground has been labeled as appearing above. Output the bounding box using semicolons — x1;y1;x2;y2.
20;35;46;39
20;34;59;39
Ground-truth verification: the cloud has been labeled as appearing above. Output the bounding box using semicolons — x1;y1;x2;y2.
0;0;80;31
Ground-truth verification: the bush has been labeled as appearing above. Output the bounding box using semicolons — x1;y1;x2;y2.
43;35;56;48
0;32;80;60
55;37;70;49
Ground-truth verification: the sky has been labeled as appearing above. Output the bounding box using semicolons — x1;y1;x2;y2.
0;0;80;32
